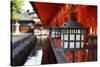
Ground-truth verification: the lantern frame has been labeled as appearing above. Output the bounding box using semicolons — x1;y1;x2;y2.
51;27;61;38
60;22;88;50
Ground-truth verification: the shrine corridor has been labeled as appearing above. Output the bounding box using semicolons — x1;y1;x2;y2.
24;37;57;65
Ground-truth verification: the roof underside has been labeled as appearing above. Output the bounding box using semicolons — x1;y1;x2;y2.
30;2;64;25
30;2;97;30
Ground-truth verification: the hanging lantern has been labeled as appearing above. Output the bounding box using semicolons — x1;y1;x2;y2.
61;21;87;49
61;5;88;50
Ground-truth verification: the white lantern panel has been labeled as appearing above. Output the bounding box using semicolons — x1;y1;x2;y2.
77;29;80;33
71;29;74;33
69;42;74;48
70;34;75;40
82;35;84;40
59;32;61;34
55;32;57;34
66;30;68;33
51;34;55;37
70;30;72;33
76;35;80;40
64;42;68;48
76;42;80;48
56;32;60;35
73;29;76;33
64;34;68;40
56;35;60;37
61;34;63;40
81;42;84;48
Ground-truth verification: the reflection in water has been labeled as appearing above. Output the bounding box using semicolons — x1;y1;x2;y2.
24;49;43;65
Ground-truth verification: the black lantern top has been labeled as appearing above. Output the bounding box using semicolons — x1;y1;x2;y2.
62;21;83;28
62;5;84;29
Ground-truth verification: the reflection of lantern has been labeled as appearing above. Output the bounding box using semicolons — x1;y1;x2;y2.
51;19;61;38
59;5;93;62
88;35;97;61
51;27;61;38
61;21;87;49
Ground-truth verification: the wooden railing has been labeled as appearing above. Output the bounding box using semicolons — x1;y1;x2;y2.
11;35;37;66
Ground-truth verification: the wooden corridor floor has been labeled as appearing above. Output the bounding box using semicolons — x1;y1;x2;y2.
31;38;57;65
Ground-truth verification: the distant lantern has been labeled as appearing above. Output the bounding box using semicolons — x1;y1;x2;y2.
61;21;87;49
51;19;61;38
51;27;61;38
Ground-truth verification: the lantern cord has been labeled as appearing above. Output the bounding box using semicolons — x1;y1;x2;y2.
70;5;77;21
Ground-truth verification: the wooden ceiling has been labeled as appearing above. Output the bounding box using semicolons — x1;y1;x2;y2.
30;2;97;33
30;2;64;25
